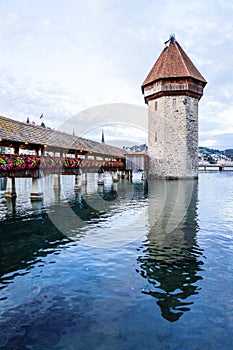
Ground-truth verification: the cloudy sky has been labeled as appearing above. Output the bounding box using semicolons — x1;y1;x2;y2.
0;0;233;149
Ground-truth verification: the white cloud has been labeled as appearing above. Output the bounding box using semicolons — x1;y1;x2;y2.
200;139;218;148
82;123;148;146
0;71;86;127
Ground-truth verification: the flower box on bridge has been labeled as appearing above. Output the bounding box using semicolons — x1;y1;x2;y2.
0;154;125;177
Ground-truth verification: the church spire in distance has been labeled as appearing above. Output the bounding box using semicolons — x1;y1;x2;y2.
101;128;105;143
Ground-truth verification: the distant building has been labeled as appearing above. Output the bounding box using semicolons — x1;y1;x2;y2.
125;152;147;171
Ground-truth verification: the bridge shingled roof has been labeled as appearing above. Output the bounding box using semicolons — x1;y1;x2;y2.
142;36;207;89
0;115;124;158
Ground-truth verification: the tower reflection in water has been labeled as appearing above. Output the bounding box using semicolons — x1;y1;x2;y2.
137;179;205;322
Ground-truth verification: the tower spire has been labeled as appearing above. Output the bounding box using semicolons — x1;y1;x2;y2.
101;128;105;143
164;33;175;45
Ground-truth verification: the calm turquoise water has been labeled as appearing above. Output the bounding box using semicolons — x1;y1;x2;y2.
0;172;233;349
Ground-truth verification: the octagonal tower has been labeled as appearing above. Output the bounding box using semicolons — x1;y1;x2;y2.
142;35;207;178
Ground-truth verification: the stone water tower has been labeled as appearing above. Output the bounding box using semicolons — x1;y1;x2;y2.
142;35;207;178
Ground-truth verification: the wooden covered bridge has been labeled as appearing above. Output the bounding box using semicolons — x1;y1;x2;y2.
0;115;126;199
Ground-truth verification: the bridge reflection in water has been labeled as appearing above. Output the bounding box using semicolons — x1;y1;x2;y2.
0;174;145;283
137;179;205;322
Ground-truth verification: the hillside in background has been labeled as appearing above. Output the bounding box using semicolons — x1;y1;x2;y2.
122;144;233;160
199;147;233;161
123;144;148;153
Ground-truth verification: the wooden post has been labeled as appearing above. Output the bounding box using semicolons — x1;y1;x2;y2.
30;177;43;201
14;145;19;154
6;196;16;213
53;174;61;189
74;169;82;190
98;173;104;185
120;171;125;179
112;171;118;183
82;173;87;185
98;166;104;185
35;146;40;156
5;177;17;198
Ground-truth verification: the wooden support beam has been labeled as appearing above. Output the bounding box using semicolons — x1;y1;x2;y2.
5;177;17;198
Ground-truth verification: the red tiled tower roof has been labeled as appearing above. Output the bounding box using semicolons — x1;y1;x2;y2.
141;36;207;102
142;36;206;90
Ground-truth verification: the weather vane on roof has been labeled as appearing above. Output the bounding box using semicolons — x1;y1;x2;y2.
164;34;175;46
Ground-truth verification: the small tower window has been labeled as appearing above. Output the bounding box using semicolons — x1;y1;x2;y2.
172;98;176;109
154;101;158;111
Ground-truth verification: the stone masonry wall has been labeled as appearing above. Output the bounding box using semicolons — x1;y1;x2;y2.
147;95;198;178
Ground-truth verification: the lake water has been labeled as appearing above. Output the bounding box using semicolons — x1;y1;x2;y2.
0;172;233;350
